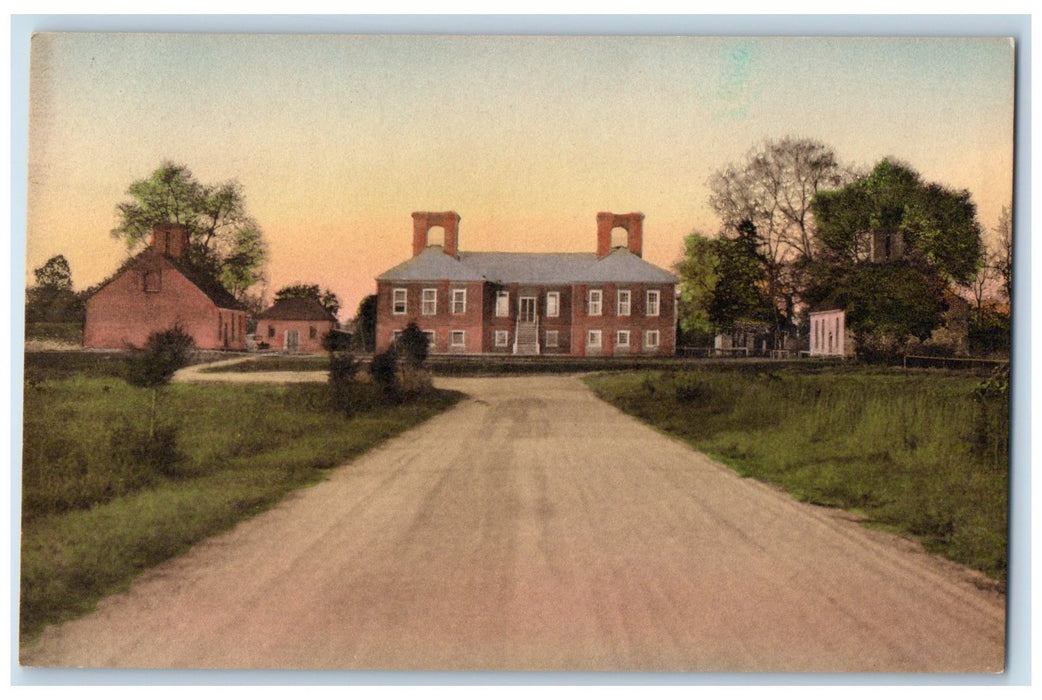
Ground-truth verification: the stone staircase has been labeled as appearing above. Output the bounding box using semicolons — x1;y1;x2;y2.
513;321;540;355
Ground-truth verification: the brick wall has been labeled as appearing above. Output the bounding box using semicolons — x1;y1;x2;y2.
83;252;246;351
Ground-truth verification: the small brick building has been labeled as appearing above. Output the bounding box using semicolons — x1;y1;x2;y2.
256;297;338;354
83;223;247;351
375;211;677;357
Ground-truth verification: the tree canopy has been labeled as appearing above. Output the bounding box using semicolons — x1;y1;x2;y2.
274;283;341;318
812;159;983;285
112;161;268;300
808;158;986;356
706;137;850;345
25;254;84;324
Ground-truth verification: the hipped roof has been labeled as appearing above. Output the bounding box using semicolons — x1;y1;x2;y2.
377;246;678;285
258;296;337;322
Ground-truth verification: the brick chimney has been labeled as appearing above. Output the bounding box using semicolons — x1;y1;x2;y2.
412;211;461;257
596;212;644;259
150;223;190;259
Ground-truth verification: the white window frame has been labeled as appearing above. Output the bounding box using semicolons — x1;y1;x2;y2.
646;289;660;317
421;288;437;316
423;330;436;349
617;289;631;316
616;330;630;347
645;329;660;349
545;329;559;348
494;330;510;347
392;288;408;315
450;330;466;348
588;289;602;316
451;288;467;314
546;291;560;318
587;329;602;348
391;330;402;344
496;290;510;317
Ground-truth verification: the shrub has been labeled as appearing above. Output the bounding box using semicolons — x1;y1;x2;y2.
398;322;429;367
369;348;400;397
126;325;196;389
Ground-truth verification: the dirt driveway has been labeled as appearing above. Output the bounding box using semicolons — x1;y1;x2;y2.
21;374;1005;672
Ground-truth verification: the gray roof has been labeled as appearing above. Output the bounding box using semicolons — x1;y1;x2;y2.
377;246;677;285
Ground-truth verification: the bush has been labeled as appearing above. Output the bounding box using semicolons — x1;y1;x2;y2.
398;322;429;367
369;348;400;397
126;325;196;389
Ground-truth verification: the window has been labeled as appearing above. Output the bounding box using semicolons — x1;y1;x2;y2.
268;325;275;338
496;290;510;317
392;288;407;315
423;331;436;348
495;330;509;347
646;290;660;317
546;291;560;318
309;326;317;339
391;330;401;345
451;288;467;314
450;330;466;348
588;289;602;316
616;330;630;347
421;288;437;315
645;329;660;349
617;290;631;316
545;330;559;348
587;329;602;348
143;270;160;293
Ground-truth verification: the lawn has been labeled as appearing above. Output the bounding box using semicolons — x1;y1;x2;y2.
585;365;1009;584
19;360;461;641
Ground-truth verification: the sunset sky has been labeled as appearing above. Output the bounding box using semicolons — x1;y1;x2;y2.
21;26;1017;318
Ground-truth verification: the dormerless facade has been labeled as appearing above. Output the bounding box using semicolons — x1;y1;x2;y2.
375;211;678;357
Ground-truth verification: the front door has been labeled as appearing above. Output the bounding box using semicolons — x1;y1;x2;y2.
285;330;299;353
519;297;536;323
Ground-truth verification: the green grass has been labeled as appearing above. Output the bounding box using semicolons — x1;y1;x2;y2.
584;366;1009;584
20;371;461;641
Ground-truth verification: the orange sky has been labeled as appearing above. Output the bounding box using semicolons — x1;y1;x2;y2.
23;32;1016;318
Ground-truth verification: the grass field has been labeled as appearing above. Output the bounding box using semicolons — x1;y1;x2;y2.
20;360;461;641
585;366;1009;584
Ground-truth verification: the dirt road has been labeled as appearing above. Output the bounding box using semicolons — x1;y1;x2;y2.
21;375;1005;672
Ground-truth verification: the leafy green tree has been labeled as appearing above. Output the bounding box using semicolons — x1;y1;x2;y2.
709;220;772;334
25;254;85;324
126;324;195;441
812;159;983;284
353;294;378;352
112;161;268;299
809;159;985;359
274;283;340;318
397;321;429;367
674;232;721;337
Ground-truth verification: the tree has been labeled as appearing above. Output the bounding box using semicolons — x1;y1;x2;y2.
809;158;986;358
25;254;84;324
812;159;983;285
126;325;195;440
273;283;341;318
708;220;772;333
397;322;429;367
111;161;268;300
707;137;849;345
992;205;1012;303
353;294;378;352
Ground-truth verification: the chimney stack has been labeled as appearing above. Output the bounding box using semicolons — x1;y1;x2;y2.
411;211;461;257
596;212;644;259
150;223;190;259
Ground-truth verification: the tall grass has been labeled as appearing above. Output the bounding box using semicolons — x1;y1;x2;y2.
585;367;1009;583
20;373;461;640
